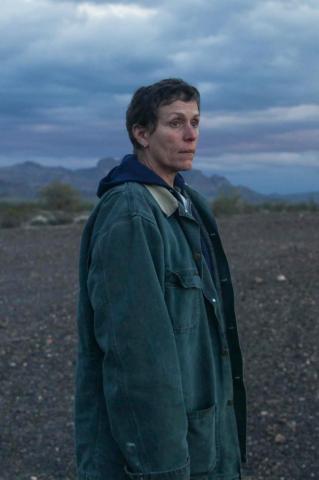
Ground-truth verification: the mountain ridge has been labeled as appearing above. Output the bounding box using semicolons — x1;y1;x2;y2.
0;158;318;204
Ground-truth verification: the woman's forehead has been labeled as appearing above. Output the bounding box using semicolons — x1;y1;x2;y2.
158;100;200;118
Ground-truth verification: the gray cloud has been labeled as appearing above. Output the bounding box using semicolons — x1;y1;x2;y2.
0;0;319;193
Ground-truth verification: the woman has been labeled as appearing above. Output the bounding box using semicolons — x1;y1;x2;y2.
75;78;246;480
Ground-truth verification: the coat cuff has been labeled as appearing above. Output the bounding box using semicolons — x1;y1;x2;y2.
124;457;190;480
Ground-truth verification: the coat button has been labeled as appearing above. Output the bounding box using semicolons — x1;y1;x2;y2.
221;348;229;356
212;297;217;303
227;399;234;406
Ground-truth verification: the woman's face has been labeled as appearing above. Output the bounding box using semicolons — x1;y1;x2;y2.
135;100;200;185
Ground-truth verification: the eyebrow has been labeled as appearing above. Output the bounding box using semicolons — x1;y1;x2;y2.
167;112;200;117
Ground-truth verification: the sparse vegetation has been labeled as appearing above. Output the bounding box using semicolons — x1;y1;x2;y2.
212;193;319;216
212;193;255;216
39;181;85;212
0;201;39;228
0;186;318;228
0;182;94;228
258;198;319;213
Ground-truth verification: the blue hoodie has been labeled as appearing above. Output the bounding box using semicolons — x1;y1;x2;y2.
97;153;185;198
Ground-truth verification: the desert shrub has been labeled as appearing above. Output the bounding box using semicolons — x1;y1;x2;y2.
212;193;256;216
0;202;38;228
39;181;83;212
259;200;319;213
212;193;319;216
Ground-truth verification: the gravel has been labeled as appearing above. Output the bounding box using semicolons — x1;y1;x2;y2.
0;212;318;480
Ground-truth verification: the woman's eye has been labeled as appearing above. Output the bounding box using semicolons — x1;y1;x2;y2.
169;120;182;127
169;119;199;128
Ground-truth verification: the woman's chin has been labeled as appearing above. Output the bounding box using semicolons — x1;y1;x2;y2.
178;159;193;171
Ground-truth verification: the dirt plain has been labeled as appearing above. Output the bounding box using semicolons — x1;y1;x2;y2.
0;211;318;480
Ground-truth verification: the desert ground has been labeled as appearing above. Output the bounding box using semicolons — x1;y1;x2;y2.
0;212;318;480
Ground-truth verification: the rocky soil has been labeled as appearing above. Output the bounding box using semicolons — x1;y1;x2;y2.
0;212;318;480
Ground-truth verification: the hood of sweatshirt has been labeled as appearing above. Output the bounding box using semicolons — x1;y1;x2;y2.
96;154;185;198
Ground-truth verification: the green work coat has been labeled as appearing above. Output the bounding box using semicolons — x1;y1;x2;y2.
75;181;247;480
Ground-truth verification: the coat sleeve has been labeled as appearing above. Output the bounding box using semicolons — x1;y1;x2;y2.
87;213;190;479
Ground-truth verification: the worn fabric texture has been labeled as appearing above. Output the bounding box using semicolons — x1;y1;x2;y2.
75;170;247;480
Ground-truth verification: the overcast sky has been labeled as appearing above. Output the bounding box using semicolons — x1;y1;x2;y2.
1;0;319;193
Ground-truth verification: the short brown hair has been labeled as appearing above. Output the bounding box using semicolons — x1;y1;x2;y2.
126;78;200;151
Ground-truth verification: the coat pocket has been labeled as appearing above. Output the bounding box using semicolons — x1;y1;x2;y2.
187;405;217;476
165;269;203;333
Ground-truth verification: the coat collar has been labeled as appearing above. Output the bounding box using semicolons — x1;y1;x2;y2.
144;184;179;217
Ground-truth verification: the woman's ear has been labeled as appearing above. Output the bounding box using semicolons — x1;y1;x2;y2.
132;124;149;148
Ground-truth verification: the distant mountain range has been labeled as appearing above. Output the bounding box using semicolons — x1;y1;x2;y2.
0;158;318;204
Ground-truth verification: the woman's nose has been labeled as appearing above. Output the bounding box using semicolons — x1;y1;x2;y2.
183;123;198;141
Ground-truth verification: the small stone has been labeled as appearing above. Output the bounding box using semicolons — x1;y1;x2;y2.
29;214;49;226
260;410;268;416
254;276;264;284
275;433;286;444
276;274;287;282
287;420;297;432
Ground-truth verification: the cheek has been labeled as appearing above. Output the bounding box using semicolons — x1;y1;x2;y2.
150;131;180;156
165;133;180;150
